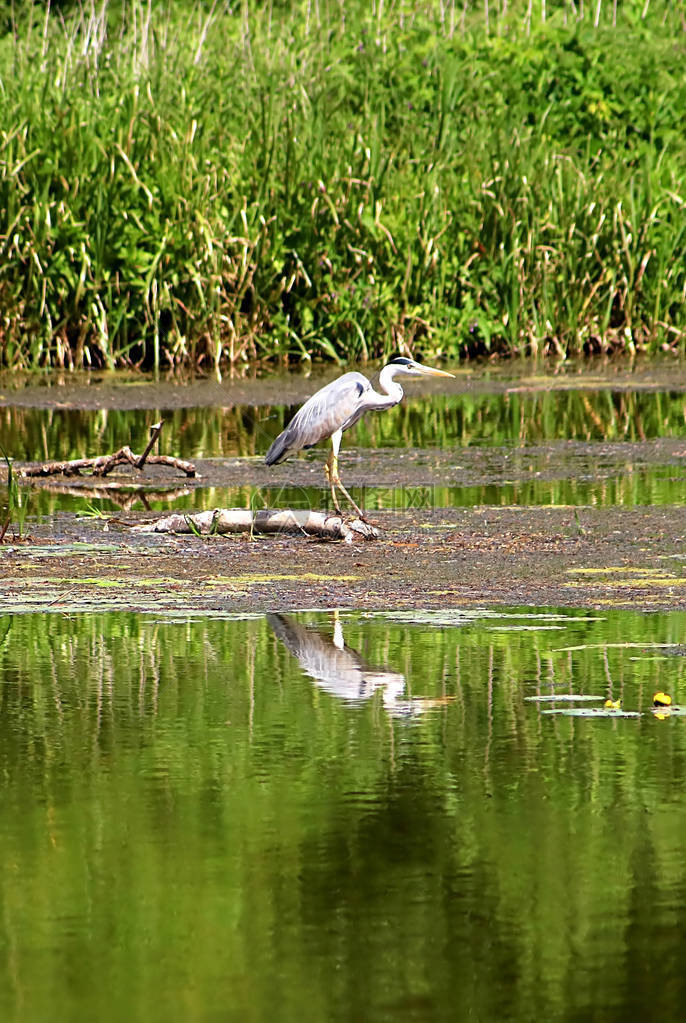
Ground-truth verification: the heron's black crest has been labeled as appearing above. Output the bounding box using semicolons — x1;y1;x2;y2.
387;357;413;366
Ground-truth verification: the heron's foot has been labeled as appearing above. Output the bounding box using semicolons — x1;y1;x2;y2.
347;517;380;541
325;506;367;524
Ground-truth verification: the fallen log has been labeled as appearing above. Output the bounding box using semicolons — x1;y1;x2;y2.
137;508;380;542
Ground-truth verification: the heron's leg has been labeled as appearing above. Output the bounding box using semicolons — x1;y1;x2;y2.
334;475;366;521
323;450;341;515
328;430;366;520
324;432;344;515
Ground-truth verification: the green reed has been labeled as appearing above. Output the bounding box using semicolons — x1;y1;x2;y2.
0;1;684;369
0;447;26;541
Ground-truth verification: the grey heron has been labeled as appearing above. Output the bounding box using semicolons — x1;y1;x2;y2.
268;612;405;707
264;357;454;519
268;612;453;715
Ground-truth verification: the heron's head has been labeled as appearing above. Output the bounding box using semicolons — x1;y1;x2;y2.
385;357;454;379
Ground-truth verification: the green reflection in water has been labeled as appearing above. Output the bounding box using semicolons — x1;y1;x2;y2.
0;609;685;1021
22;464;686;521
5;387;686;520
2;389;686;462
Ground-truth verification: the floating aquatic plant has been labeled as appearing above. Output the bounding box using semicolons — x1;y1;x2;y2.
541;707;641;718
525;694;604;703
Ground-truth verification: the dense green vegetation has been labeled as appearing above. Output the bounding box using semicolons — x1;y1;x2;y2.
0;1;684;369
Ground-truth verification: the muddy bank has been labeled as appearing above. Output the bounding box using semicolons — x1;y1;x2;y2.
2;504;686;614
3;357;686;615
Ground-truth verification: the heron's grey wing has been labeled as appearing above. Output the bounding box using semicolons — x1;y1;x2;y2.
265;372;370;464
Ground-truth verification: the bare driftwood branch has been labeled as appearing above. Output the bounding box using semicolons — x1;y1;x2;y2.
137;420;165;468
137;509;380;543
19;450;196;478
18;420;196;479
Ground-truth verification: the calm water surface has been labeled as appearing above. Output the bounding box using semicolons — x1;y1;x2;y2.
3;388;685;459
1;608;684;1021
2;384;686;517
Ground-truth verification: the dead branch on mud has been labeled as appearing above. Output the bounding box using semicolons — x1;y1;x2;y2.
18;421;196;479
138;508;380;542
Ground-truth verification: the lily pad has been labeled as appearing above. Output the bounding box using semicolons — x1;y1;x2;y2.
541;707;641;718
651;705;686;718
365;610;600;628
525;694;604;702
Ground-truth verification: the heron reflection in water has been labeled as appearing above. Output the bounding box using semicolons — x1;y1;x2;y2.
268;613;452;717
265;357;454;519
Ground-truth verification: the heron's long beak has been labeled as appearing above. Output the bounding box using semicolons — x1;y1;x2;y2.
413;362;455;378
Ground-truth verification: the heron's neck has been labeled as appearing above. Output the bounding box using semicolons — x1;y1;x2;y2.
375;364;405;406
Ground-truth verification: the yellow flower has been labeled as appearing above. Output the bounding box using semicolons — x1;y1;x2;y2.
653;692;672;707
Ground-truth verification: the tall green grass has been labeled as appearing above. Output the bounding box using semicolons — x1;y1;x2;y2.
0;1;684;368
0;447;26;540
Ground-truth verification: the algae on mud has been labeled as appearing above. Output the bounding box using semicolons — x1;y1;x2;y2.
2;361;686;613
3;501;686;615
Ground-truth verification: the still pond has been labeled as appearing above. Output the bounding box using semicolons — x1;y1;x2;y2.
2;379;686;515
0;607;684;1021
